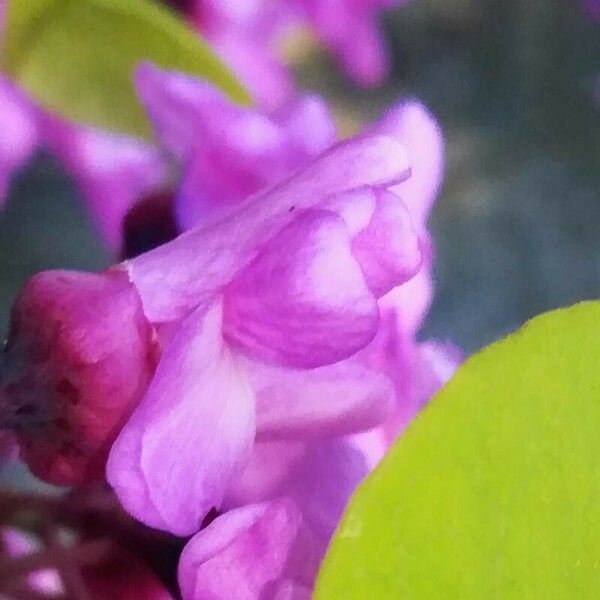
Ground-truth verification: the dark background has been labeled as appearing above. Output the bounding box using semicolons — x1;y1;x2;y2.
1;0;599;354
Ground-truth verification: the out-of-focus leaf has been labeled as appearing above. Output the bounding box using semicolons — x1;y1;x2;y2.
1;0;250;139
316;301;600;599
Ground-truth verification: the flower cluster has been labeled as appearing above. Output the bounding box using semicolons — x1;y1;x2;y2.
0;0;462;597
1;62;460;597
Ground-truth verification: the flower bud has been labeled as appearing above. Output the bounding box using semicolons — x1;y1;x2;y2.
0;270;158;484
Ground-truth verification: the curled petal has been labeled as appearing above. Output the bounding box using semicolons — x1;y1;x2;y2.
251;361;394;440
223;210;378;368
178;499;307;600
127;134;409;323
351;190;422;297
107;302;255;535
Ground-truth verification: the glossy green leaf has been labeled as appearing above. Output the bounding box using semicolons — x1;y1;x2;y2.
316;301;600;599
1;0;250;139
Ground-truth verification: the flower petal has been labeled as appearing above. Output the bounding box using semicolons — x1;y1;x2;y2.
126;133;410;323
351;189;422;297
178;499;308;600
251;360;394;440
287;438;371;548
223;210;378;368
107;302;255;535
177;92;336;230
135;62;230;160
371;100;444;226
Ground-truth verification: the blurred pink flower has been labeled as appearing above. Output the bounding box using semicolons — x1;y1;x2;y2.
290;0;405;87
173;0;406;106
0;65;461;598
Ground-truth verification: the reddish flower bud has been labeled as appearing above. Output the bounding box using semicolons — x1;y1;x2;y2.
0;270;158;484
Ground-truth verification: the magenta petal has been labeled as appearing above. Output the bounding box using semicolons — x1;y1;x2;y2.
209;34;295;110
135;62;231;160
372;100;444;226
252;360;394;440
177;499;304;600
177;92;336;230
273;94;337;159
127;134;410;323
107;302;255;535
352;190;422;297
223;210;379;368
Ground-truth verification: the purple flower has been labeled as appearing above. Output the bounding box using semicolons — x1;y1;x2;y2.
0;64;461;597
106;127;418;535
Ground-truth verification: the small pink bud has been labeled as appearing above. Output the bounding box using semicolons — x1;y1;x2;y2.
0;270;158;484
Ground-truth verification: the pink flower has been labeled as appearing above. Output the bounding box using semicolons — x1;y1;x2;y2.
185;0;296;110
1;66;460;597
106;129;419;535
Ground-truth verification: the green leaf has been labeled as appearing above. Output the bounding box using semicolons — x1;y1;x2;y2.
316;301;600;599
1;0;250;139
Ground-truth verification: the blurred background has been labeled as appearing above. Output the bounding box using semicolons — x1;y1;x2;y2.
1;0;599;354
